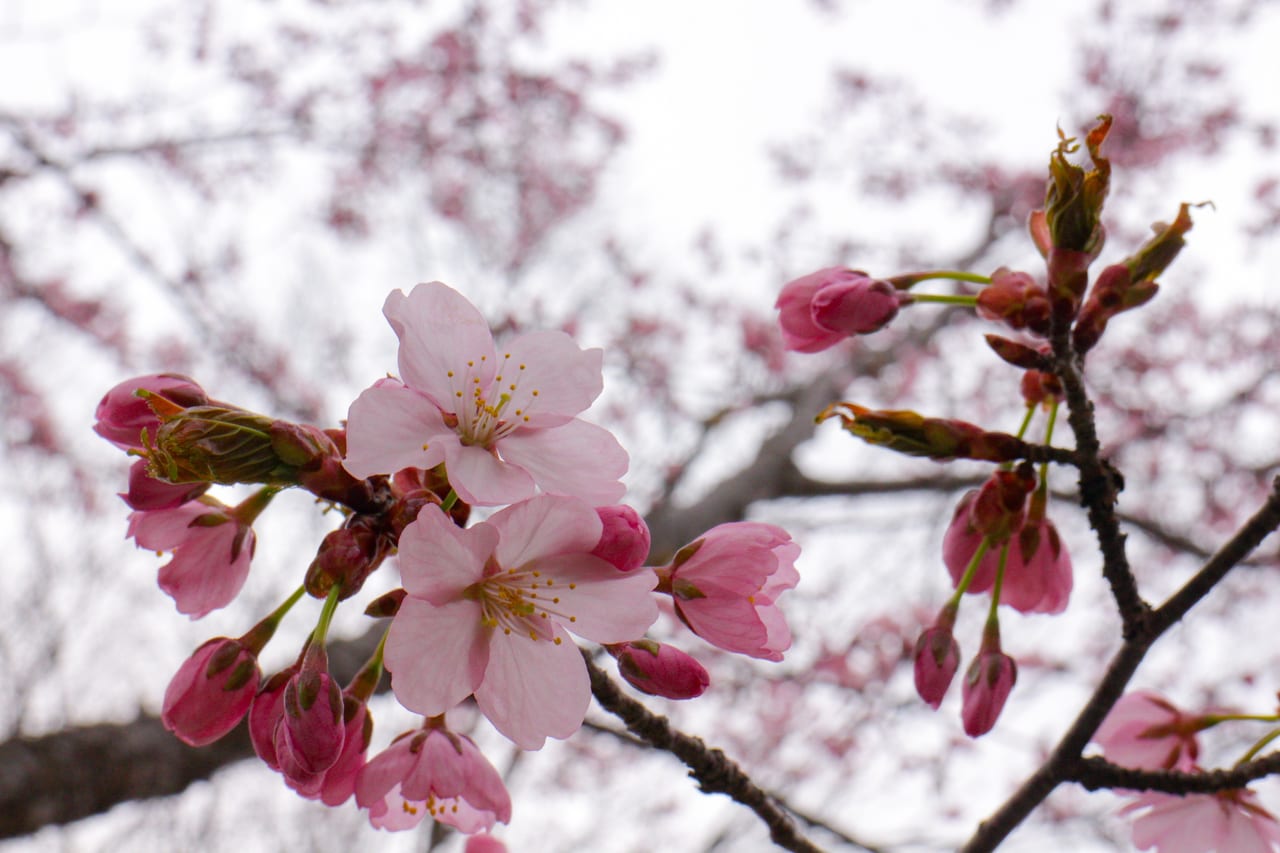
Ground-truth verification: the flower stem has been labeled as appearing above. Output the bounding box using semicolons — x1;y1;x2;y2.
239;584;307;654
909;293;980;307
890;270;992;289
949;536;993;602
440;489;459;513
1237;727;1280;766
311;583;343;647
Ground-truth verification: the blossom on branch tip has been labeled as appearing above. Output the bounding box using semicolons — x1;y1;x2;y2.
1093;691;1202;771
384;496;658;749
161;637;259;747
775;267;904;353
343;282;627;506
356;724;512;834
657;522;800;662
1121;789;1280;853
127;498;256;619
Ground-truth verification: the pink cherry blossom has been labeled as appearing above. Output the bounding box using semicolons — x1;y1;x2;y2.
161;638;259;746
274;663;346;786
1122;789;1280;853
775;267;902;353
94;373;207;451
249;667;296;770
356;725;512;834
591;504;651;572
343;282;627;506
317;699;372;806
608;640;710;700
659;522;800;662
1093;691;1202;771
384;496;658;749
127;498;255;619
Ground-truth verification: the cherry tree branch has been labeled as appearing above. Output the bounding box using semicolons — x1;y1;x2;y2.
583;653;824;853
961;477;1280;852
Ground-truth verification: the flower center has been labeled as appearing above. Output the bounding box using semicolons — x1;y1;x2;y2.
465;560;579;643
444;353;540;447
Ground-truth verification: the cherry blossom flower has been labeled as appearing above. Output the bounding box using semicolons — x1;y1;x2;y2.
274;657;346;787
775;267;903;353
1122;789;1280;853
465;835;508;853
1093;691;1202;771
384;496;658;749
608;640;710;700
127;498;255;619
356;724;512;834
657;522;800;662
316;699;372;807
121;458;208;511
161;637;259;746
343;282;627;506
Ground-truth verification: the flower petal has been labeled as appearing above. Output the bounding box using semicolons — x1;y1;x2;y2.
343;378;451;479
497;331;604;425
528;554;658;643
474;624;589;750
498;419;628;505
398;507;494;602
444;444;537;506
488;495;602;567
355;737;417;808
386;598;489;716
385;283;497;409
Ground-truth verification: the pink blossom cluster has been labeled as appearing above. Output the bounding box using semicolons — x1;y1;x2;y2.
97;281;801;839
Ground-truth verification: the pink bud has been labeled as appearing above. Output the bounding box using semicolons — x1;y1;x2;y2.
161;638;259;746
276;665;346;780
810;275;900;336
976;267;1050;335
591;505;651;572
775;268;901;353
121;458;209;511
609;641;710;700
961;645;1017;737
913;624;960;710
94;374;207;450
319;698;373;806
250;667;296;769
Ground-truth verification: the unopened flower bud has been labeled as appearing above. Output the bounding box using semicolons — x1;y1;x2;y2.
775;268;903;353
306;518;391;599
913;602;959;710
969;464;1035;542
148;405;301;486
276;652;346;780
592;505;651;572
250;666;297;770
961;631;1017;738
819;403;1029;463
608;640;710;700
94;373;207;451
976;268;1051;335
162;637;259;746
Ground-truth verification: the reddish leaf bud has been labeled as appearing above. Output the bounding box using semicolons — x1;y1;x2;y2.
819;404;1030;463
306;519;391;599
976;268;1051;335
